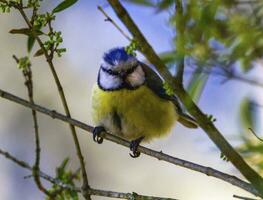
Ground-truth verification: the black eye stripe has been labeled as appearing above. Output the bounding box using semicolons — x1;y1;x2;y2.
101;67;119;76
101;64;138;77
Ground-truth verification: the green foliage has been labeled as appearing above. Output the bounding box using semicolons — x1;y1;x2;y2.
34;48;45;57
157;0;174;10
128;0;154;7
33;13;51;28
220;152;229;162
27;0;41;8
237;99;263;174
187;69;209;103
132;0;263;72
237;136;263;174
240;97;257;130
0;3;10;13
27;36;35;53
128;2;263;174
17;56;31;70
162;81;175;96
206;114;216;123
2;0;68;57
0;0;20;13
46;158;80;200
125;39;140;56
43;31;66;57
9;28;43;36
52;0;78;14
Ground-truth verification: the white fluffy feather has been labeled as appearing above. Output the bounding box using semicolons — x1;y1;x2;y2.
99;68;122;89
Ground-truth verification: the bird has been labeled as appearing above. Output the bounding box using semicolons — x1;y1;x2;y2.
91;47;198;157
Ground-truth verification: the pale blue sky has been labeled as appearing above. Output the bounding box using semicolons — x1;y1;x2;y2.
0;1;263;200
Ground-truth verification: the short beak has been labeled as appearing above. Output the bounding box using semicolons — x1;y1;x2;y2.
120;71;126;78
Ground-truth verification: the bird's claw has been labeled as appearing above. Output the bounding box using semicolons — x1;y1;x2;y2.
129;136;145;158
93;126;105;144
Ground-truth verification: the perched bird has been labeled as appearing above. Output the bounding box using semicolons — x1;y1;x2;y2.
91;47;197;157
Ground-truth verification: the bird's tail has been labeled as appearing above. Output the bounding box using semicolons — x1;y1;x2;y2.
178;113;198;129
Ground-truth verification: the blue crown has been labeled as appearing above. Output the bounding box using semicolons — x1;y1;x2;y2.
103;47;135;66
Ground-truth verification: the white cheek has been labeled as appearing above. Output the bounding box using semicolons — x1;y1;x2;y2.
126;66;145;87
99;69;122;89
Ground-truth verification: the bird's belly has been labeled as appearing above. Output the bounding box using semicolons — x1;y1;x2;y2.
91;85;178;142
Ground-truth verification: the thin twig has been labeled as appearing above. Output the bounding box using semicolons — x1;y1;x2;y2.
0;148;178;200
235;0;261;4
190;67;263;88
13;55;51;196
16;4;91;199
233;194;261;200
98;5;132;41
0;88;259;196
248;128;263;142
106;0;263;195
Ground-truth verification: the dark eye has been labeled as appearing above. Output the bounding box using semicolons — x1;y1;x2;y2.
101;66;119;76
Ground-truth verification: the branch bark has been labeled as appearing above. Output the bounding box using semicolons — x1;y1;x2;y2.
106;0;263;196
13;55;51;196
16;4;91;199
0;88;258;196
0;148;178;200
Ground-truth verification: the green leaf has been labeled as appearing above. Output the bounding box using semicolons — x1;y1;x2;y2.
157;0;174;10
128;0;155;7
9;28;32;35
9;28;43;36
162;81;175;96
34;49;45;57
27;36;35;53
17;56;31;70
158;51;179;64
240;97;257;130
187;69;209;103
52;0;78;13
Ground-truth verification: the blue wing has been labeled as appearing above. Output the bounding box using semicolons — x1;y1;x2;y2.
140;62;198;129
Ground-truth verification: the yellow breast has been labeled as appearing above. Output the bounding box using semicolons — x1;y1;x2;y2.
91;84;178;142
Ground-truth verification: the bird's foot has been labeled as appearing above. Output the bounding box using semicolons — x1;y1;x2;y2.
129;136;145;158
93;126;105;144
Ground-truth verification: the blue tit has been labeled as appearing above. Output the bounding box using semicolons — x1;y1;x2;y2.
91;47;197;157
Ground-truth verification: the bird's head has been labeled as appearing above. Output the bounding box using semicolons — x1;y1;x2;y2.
98;47;145;90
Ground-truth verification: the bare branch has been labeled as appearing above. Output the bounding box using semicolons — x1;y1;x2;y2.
98;5;132;41
190;67;263;88
233;194;261;200
13;55;51;196
0;148;178;200
16;5;91;199
0;88;258;196
106;0;263;195
248;128;263;142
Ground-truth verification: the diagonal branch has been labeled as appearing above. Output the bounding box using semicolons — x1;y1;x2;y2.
0;148;178;200
98;5;132;41
233;194;261;200
0;88;258;196
106;0;263;196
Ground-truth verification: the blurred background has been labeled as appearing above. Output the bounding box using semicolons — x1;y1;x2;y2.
0;0;263;199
